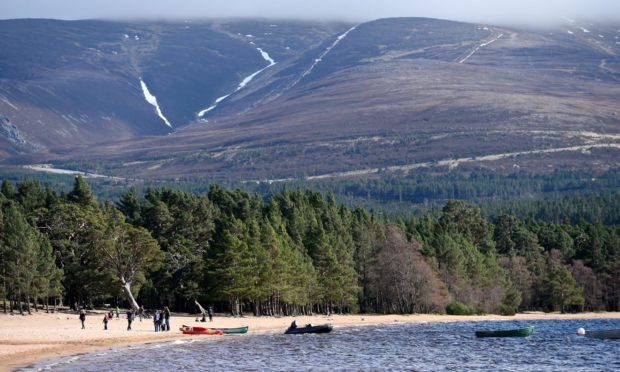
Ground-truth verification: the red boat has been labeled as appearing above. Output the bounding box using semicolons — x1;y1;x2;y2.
180;325;223;335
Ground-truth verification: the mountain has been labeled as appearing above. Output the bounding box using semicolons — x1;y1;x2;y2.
0;18;349;154
1;17;619;180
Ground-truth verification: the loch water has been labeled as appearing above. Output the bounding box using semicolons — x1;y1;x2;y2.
23;318;620;371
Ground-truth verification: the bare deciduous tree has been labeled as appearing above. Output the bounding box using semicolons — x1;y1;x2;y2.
372;226;445;313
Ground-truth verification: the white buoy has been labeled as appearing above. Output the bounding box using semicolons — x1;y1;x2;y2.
577;327;586;335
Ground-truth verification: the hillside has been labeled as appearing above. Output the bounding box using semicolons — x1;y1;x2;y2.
1;17;619;180
0;19;349;154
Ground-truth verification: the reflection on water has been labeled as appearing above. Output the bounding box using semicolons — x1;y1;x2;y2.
23;319;620;371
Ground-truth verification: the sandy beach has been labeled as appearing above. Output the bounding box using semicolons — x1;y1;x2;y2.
2;310;619;371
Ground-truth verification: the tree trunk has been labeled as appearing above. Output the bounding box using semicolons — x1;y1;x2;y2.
122;281;139;310
18;290;24;315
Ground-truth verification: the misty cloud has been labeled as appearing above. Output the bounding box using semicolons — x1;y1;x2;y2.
3;0;619;26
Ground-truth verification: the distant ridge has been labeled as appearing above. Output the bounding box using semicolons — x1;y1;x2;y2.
1;17;619;180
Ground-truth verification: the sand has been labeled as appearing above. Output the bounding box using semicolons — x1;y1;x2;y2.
1;310;619;371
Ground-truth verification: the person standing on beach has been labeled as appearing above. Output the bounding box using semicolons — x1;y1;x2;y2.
115;306;120;319
103;312;109;330
127;308;134;330
153;310;160;332
208;306;213;322
163;306;171;331
79;309;86;329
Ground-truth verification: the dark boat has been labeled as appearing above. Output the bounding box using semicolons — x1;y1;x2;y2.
475;326;534;338
208;326;249;334
585;329;620;339
285;323;333;334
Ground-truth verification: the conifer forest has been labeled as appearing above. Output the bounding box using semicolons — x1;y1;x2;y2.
1;176;619;316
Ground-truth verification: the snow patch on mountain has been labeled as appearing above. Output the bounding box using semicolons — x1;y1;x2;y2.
0;96;19;111
257;47;276;66
198;47;277;118
301;25;358;79
459;33;504;63
140;79;173;128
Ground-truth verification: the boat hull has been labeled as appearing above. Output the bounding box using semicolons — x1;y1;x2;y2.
209;326;249;334
475;326;534;338
586;329;620;339
285;324;333;334
180;325;223;335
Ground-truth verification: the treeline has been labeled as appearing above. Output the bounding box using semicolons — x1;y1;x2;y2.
1;177;619;316
290;169;620;205
3;168;619;224
246;169;620;224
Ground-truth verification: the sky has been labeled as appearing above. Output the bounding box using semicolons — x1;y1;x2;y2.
2;0;619;26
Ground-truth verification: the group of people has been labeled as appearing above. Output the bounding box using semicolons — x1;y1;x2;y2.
197;306;214;322
152;306;171;332
101;307;134;330
79;305;172;331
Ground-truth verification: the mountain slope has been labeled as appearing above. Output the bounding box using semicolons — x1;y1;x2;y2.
0;19;349;153
2;18;620;180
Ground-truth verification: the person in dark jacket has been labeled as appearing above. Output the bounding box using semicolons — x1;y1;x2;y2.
207;306;213;322
163;306;171;331
127;308;134;330
79;309;86;329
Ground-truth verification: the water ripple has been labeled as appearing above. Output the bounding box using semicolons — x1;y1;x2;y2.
20;319;620;372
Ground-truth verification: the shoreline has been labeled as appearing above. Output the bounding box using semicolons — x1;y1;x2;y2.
2;311;620;371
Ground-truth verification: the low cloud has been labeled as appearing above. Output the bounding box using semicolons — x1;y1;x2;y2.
3;0;619;26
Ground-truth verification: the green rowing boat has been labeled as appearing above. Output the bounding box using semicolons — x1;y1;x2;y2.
208;326;249;334
475;326;534;338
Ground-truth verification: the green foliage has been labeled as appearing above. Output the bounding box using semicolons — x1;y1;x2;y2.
117;186;141;225
0;200;60;312
446;301;473;315
96;205;163;309
1;179;15;199
67;176;96;207
500;286;522;316
41;202;110;307
542;255;585;313
1;174;619;316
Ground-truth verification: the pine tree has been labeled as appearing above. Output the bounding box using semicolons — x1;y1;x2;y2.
40;202;109;309
96;206;163;310
0;202;41;313
67;176;96;207
207;216;256;316
117;186;142;225
1;179;15;199
542;251;584;312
